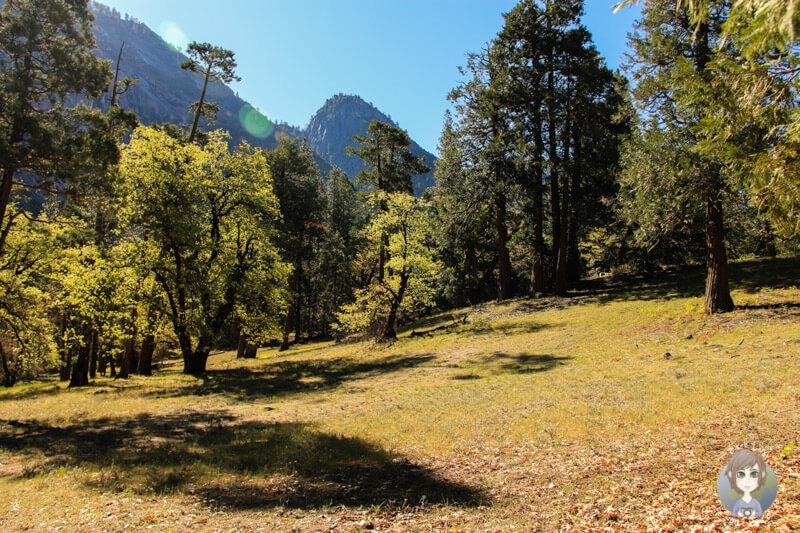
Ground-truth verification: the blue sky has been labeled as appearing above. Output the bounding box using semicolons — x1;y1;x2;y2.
97;1;642;153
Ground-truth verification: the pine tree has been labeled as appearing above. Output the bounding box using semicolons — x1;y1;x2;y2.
440;0;623;299
180;42;240;143
0;0;119;250
446;50;517;300
265;135;327;350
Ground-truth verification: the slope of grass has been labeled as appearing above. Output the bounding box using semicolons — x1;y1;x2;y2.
0;256;799;531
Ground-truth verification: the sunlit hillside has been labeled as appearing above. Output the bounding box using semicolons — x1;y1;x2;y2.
1;257;798;530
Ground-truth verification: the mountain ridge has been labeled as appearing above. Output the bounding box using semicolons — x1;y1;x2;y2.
88;2;435;192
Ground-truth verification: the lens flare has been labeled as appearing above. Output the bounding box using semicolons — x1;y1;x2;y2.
239;104;275;139
157;21;189;52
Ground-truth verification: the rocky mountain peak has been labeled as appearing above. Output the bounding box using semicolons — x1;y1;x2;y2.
87;3;435;194
305;94;436;195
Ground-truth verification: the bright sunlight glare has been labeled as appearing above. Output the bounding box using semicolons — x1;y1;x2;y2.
238;104;275;138
157;21;189;52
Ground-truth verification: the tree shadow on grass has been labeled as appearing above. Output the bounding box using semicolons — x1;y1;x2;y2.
0;412;488;510
576;267;706;304
0;382;64;401
454;353;571;380
460;320;552;338
491;352;571;374
729;256;800;293
571;256;800;305
142;353;436;402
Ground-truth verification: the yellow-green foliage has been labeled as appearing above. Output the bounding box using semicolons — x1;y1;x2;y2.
118;126;290;353
333;192;440;337
0;210;65;384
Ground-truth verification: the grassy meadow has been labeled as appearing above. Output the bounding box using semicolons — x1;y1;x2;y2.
1;256;799;531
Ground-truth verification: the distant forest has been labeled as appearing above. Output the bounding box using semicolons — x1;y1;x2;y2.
0;0;798;386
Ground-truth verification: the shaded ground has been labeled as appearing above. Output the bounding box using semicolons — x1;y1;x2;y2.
0;412;486;510
143;353;437;402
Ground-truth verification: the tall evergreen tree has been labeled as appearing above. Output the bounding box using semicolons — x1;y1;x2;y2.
0;0;120;250
265;135;327;350
440;0;623;300
180;41;240;144
348;120;430;196
621;0;735;313
446;51;517;300
432;112;498;307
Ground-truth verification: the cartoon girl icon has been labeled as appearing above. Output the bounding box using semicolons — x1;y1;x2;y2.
718;449;778;518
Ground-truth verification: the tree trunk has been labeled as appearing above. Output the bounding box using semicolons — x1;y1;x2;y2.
704;192;734;313
555;184;568;295
98;344;107;376
377;171;388;283
237;330;248;359
69;327;92;387
529;108;546;297
0;167;15;255
237;330;258;359
59;316;72;382
758;219;776;257
0;342;16;387
566;230;581;283
89;329;99;379
495;192;513;300
188;68;211;143
294;267;303;343
555;108;571;295
185;341;210;375
130;348;139;376
693;22;733;314
547;30;561;290
119;337;135;379
280;263;300;351
109;42;125;107
378;235;387;284
178;329;194;374
280;303;294;351
138;334;155;376
567;128;582;283
60;347;73;381
382;272;409;340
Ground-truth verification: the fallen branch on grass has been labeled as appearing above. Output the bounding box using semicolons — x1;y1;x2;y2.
409;312;470;338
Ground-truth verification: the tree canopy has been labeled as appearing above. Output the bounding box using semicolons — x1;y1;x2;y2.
119;126;288;374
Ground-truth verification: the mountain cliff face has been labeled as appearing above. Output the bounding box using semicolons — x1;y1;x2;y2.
90;3;302;150
305;95;436;195
87;3;435;193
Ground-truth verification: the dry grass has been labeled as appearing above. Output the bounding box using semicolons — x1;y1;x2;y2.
0;256;799;531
